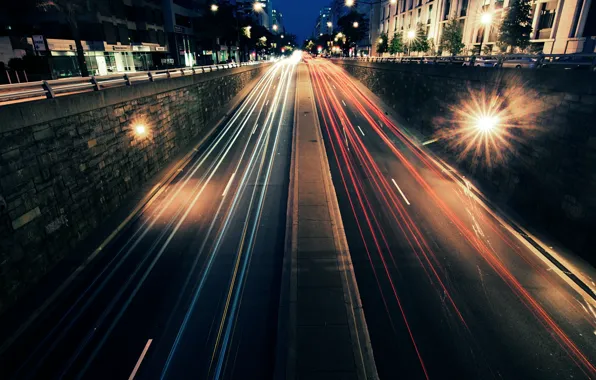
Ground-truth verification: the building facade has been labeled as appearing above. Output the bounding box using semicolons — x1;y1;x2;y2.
0;0;169;78
373;0;596;55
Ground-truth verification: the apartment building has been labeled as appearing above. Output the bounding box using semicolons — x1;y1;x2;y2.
1;0;169;77
374;0;596;55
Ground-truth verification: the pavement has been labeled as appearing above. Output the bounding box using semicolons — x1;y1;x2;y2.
307;58;596;379
0;60;296;380
277;63;377;380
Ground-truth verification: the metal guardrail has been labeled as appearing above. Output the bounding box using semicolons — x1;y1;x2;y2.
333;53;596;71
0;61;262;105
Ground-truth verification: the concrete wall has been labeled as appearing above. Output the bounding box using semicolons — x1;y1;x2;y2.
0;64;270;310
334;60;596;264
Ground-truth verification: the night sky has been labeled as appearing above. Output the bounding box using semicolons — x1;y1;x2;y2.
275;0;330;43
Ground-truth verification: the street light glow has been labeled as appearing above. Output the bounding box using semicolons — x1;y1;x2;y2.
253;1;263;11
390;0;397;3
135;124;147;137
210;4;218;12
480;12;493;25
353;21;359;28
327;21;332;28
407;29;416;39
273;24;278;31
378;38;383;43
345;0;355;6
475;115;499;133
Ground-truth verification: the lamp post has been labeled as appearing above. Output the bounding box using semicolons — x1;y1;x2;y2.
478;12;492;55
210;4;218;12
406;29;416;56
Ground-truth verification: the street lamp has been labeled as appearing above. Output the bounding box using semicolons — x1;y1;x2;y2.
478;12;492;55
378;38;383;43
345;0;355;6
210;4;218;12
406;29;416;55
273;24;278;31
475;115;499;133
353;21;359;28
253;1;263;11
281;35;285;39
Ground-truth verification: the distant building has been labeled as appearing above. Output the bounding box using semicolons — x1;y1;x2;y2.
0;0;169;78
272;9;285;34
373;0;596;55
314;6;333;37
162;0;206;68
235;0;271;30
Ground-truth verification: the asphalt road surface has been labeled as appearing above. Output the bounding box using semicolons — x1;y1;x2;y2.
0;60;296;380
308;58;596;379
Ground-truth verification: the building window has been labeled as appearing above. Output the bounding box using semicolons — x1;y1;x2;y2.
175;14;191;28
395;16;399;30
417;8;421;23
460;0;468;17
443;0;451;20
418;0;422;7
538;2;556;30
428;4;433;23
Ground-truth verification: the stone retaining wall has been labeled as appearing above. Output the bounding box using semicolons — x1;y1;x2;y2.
0;64;270;310
334;60;596;265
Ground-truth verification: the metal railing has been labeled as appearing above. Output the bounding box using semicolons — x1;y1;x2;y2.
0;61;262;105
333;53;596;71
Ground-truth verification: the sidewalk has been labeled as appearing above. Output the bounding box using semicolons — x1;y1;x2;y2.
279;63;378;379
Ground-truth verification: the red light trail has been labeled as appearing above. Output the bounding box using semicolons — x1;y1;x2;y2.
307;58;596;378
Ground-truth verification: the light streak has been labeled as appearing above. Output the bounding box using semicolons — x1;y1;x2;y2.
222;172;236;197
15;62;285;379
391;179;411;205
309;59;596;378
128;339;153;380
357;125;365;136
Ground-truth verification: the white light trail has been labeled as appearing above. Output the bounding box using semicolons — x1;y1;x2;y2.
392;178;411;205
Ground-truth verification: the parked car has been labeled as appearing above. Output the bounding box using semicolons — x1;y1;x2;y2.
462;58;498;67
541;55;596;71
501;57;538;69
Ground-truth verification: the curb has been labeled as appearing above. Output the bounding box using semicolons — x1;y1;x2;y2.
274;62;378;380
304;67;379;380
273;64;299;380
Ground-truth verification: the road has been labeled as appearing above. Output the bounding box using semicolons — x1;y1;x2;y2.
0;59;296;380
308;58;596;379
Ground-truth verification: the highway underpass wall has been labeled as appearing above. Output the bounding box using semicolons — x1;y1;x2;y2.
0;64;270;312
333;60;596;265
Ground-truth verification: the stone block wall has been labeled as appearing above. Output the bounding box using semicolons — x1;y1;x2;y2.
334;60;596;264
0;64;270;311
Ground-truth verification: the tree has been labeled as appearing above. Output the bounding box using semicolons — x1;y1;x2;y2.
498;0;533;52
38;0;91;77
376;33;389;55
337;11;369;55
411;23;429;53
440;18;465;56
389;32;404;55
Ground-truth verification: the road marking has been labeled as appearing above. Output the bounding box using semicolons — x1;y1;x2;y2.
342;100;347;106
266;99;269;106
422;138;438;146
391;178;411;205
222;172;236;197
357;125;365;136
251;123;258;135
333;84;336;89
128;339;153;380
